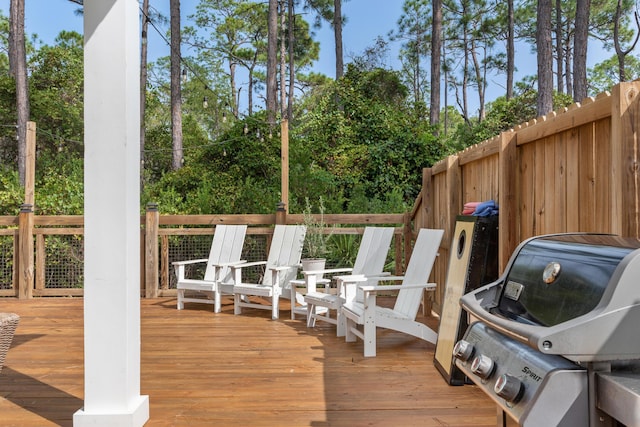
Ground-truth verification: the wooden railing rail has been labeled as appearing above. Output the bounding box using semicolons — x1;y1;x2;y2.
1;207;411;299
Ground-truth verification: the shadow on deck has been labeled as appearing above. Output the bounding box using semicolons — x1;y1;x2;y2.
0;297;495;426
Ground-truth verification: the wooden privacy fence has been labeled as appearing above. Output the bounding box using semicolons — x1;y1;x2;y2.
0;206;412;300
410;81;640;316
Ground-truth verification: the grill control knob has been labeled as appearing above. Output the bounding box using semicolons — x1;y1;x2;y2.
494;374;523;403
453;340;474;362
471;354;495;379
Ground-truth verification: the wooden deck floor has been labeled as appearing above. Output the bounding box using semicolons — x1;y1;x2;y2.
0;297;496;427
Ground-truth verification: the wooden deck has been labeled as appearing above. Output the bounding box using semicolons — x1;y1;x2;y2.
0;297;496;426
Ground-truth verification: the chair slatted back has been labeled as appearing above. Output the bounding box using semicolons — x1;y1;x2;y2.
203;225;248;283
263;225;307;287
348;227;394;302
393;228;444;317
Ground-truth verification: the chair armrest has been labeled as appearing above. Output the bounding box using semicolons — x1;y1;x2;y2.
335;274;368;282
172;258;208;266
230;260;267;269
173;258;210;281
215;260;247;267
302;267;353;277
367;274;404;282
270;265;297;272
360;282;437;293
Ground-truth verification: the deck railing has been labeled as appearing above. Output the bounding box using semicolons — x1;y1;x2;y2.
0;206;414;301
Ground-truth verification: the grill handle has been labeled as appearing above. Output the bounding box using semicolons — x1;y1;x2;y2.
460;280;541;344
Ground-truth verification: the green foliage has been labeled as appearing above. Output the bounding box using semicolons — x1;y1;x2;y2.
35;155;84;215
447;85;574;148
294;64;442;211
589;55;640;95
29;31;84;156
0;155;84;216
0;169;22;215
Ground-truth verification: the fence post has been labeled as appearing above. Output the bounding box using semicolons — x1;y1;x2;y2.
276;201;287;225
25;122;36;206
18;203;34;299
498;130;518;272
421;167;434;229
145;203;159;298
610;81;640;238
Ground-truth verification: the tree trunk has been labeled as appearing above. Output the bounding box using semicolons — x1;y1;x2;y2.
573;0;590;102
536;0;553;116
613;0;640;82
334;0;344;79
564;20;573;96
429;0;442;127
287;0;295;120
140;0;150;187
248;53;257;117
555;0;564;94
266;0;279;124
280;0;287;118
506;0;514;100
170;0;183;170
9;0;29;186
461;2;470;123
470;39;485;120
230;61;238;117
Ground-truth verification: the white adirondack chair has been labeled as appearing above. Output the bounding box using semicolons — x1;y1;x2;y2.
342;228;444;357
231;225;307;320
174;224;248;312
303;227;394;336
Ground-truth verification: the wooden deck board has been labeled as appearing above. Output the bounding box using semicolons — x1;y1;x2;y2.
0;297;496;426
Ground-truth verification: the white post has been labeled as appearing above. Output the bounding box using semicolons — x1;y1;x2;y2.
74;1;149;426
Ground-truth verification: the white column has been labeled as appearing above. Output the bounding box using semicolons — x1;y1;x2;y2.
74;1;149;426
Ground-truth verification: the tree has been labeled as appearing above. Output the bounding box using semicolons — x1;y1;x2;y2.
589;54;640;93
392;0;431;106
280;0;287;117
141;0;150;187
431;0;442;127
573;0;591;101
536;0;553;115
190;0;268;117
333;0;344;79
613;0;640;82
8;0;28;186
266;0;278;124
506;0;514;99
300;0;346;80
170;0;183;170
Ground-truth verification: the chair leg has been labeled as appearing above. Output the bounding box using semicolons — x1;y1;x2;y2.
272;297;279;320
336;309;345;337
345;317;356;343
363;310;376;357
214;290;221;313
177;289;184;310
234;293;242;315
307;304;316;327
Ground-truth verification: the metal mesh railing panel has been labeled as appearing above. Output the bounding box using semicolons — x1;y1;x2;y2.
0;236;14;290
43;235;84;289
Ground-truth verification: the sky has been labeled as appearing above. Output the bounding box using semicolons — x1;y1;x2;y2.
0;0;616;115
0;0;405;77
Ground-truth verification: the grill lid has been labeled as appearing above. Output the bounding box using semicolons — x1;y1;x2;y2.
460;233;640;361
494;234;640;327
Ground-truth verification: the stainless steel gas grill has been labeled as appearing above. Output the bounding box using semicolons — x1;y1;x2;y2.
453;233;640;427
